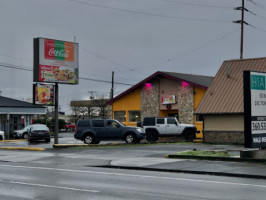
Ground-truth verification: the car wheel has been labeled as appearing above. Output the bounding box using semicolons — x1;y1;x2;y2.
45;139;50;143
23;133;29;139
83;134;95;144
146;130;158;142
184;130;195;142
125;133;136;144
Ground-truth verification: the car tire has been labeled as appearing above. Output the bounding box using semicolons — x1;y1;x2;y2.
146;130;158;142
125;133;136;144
83;134;95;144
184;130;195;142
93;140;100;144
45;139;50;143
23;133;29;139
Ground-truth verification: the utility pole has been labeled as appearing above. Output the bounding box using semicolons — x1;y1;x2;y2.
234;0;248;59
110;71;114;99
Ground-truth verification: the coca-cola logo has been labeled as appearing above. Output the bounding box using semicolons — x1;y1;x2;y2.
48;48;69;58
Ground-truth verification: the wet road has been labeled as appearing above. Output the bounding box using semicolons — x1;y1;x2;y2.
0;161;265;200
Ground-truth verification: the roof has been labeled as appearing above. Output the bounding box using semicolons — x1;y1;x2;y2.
0;96;44;108
107;71;213;105
195;57;266;115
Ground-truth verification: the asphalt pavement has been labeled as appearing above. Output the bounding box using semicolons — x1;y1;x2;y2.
0;132;265;180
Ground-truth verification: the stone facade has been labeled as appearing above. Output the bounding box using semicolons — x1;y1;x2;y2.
140;79;160;121
106;105;112;119
204;131;244;144
177;84;194;124
139;78;194;124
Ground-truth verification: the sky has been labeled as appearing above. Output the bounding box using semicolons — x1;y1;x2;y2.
1;0;266;114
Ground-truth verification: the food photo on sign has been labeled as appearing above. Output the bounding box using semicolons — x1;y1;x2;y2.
34;83;54;105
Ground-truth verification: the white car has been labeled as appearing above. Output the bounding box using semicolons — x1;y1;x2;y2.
0;131;5;140
13;125;34;139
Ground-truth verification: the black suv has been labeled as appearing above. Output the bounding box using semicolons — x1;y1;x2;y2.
74;119;145;144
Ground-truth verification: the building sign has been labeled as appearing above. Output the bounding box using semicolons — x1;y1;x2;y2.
161;95;176;104
33;83;54;106
33;38;79;84
243;71;266;148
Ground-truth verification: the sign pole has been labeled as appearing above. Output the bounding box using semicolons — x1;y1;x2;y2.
54;83;59;144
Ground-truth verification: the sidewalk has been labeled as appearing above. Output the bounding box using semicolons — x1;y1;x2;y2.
106;145;266;180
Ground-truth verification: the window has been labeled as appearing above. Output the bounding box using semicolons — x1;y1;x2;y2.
167;118;176;124
114;111;126;122
196;115;204;122
78;120;90;127
106;120;120;128
143;117;155;126
156;118;164;124
92;120;104;127
129;111;141;122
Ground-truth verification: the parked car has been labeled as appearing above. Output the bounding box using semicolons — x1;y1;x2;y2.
143;117;198;142
13;125;33;139
28;124;51;143
0;131;5;140
64;123;76;131
75;119;145;144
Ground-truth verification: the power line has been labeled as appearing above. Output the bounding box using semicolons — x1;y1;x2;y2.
161;0;232;9
67;0;232;23
0;62;32;71
132;28;240;71
0;62;133;86
80;46;143;74
79;76;133;86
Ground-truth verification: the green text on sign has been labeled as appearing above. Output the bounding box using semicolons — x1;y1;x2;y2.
251;75;265;90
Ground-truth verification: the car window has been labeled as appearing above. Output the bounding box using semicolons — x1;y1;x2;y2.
156;118;164;124
92;120;104;127
31;125;49;131
78;120;90;127
106;120;120;128
167;118;176;125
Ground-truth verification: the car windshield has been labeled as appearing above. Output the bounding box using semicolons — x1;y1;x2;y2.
31;125;49;131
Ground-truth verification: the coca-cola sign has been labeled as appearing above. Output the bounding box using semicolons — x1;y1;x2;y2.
34;37;79;85
44;39;74;61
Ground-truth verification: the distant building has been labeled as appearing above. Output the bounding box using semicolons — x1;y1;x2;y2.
107;71;213;139
0;96;46;135
195;57;266;144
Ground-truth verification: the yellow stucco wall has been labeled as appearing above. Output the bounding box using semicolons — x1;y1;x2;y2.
112;88;141;126
194;87;206;139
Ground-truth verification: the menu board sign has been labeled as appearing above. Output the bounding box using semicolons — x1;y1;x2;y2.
34;38;79;84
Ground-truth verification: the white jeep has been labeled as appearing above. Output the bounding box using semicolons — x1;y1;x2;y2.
0;131;5;140
142;117;198;142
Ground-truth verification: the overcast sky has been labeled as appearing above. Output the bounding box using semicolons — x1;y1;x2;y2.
1;0;266;114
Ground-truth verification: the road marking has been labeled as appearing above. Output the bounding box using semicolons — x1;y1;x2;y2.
0;179;99;193
0;164;265;189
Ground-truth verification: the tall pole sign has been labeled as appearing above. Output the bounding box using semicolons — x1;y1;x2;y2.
33;38;79;144
244;71;266;148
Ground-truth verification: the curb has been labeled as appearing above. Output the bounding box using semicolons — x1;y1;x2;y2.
101;165;266;180
167;154;266;163
0;147;45;151
0;139;27;142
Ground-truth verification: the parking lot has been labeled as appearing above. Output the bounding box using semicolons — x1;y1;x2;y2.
0;132;126;149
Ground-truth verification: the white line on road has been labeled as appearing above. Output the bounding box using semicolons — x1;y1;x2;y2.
0;164;265;189
0;179;99;193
